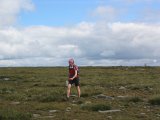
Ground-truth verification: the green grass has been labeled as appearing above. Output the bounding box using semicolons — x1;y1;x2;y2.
0;108;31;120
0;67;160;120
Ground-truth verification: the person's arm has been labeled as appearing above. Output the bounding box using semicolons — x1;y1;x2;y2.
69;69;77;80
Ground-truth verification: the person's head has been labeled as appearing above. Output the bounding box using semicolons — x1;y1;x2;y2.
68;58;74;66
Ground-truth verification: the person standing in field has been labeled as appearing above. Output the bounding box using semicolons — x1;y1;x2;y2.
67;58;81;98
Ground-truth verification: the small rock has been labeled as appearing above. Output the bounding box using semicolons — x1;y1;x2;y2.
33;114;41;118
70;94;77;97
96;94;107;98
119;86;126;90
80;104;85;108
137;113;147;118
4;78;10;81
72;100;77;103
72;104;77;106
125;68;128;70
157;114;160;117
93;94;114;100
40;116;55;119
85;101;91;104
107;116;112;119
117;96;129;99
140;113;146;115
147;109;150;112
43;116;55;118
65;80;68;87
143;98;148;102
66;107;71;112
49;110;58;113
72;100;83;104
10;102;20;105
140;69;145;71
106;96;114;100
99;110;121;113
148;87;153;91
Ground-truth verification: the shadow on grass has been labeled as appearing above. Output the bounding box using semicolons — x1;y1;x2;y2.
128;96;143;103
31;92;67;102
81;103;111;111
81;92;102;98
149;95;160;105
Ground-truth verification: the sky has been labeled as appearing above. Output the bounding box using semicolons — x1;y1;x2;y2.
0;0;160;66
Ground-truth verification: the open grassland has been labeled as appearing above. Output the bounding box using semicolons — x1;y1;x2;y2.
0;67;160;120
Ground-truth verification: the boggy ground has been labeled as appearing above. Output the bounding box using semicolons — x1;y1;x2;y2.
0;66;160;120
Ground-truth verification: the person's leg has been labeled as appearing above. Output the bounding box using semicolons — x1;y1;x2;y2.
67;84;71;98
74;78;81;98
76;86;81;98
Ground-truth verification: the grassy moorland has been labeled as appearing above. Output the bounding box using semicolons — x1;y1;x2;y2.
0;67;160;120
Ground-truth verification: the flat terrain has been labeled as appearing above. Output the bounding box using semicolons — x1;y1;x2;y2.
0;67;160;120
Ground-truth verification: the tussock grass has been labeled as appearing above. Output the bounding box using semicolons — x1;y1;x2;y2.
128;84;153;91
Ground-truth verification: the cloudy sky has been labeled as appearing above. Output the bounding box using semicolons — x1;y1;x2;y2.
0;0;160;66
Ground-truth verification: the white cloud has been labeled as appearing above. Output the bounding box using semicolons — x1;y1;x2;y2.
0;0;34;27
0;0;160;66
117;0;157;3
0;22;160;66
139;8;160;23
93;6;115;16
92;6;118;22
94;1;160;23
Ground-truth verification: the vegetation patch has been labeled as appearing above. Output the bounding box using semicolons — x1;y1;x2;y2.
0;67;160;120
0;108;31;120
128;84;153;91
128;96;143;103
0;88;15;94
